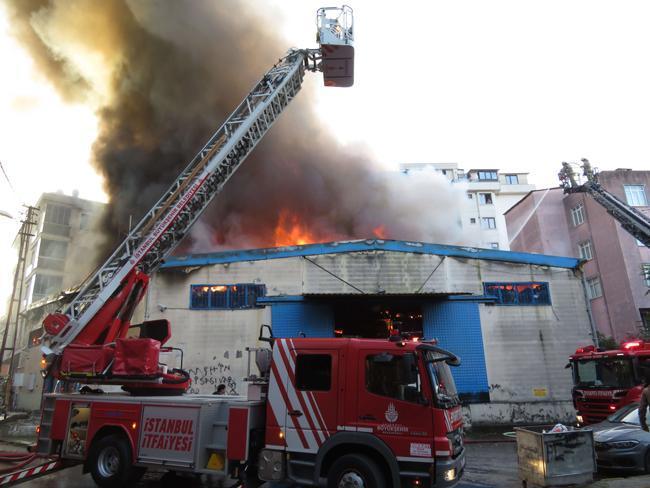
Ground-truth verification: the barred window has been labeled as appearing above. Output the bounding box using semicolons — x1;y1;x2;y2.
190;284;266;309
484;282;551;305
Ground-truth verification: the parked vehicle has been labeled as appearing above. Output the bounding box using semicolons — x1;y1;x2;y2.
591;402;650;472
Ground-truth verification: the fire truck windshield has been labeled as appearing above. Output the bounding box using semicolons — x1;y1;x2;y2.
423;351;460;408
574;358;635;388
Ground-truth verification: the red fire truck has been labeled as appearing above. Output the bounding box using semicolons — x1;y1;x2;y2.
0;7;466;487
569;341;650;425
34;335;465;487
560;160;650;425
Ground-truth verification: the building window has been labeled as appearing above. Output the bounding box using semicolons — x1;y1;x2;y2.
479;193;493;205
38;239;68;271
295;355;331;391
457;170;466;180
489;242;499;249
366;353;422;403
643;264;650;287
571;204;585;227
43;204;71;236
32;274;63;301
586;277;602;300
484;282;551;305
641;309;650;338
624;185;647;207
80;212;91;230
189;284;266;309
467;193;473;199
470;218;476;224
28;328;43;348
504;174;519;185
578;240;593;261
477;171;498;181
481;217;496;229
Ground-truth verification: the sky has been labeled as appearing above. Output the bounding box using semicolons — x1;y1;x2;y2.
1;0;650;316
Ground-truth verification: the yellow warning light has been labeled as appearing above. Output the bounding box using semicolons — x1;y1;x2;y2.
207;452;225;470
278;431;284;439
36;425;40;434
40;358;47;369
131;422;137;430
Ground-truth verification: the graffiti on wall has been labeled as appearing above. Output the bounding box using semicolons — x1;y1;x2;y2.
186;350;243;395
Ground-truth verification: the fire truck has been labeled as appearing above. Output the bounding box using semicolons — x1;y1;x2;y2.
0;7;466;487
569;341;650;425
560;160;650;425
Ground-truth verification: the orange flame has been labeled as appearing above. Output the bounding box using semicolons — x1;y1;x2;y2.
274;210;316;247
372;225;387;239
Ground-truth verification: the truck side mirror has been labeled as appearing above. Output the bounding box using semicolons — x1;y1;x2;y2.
259;324;274;344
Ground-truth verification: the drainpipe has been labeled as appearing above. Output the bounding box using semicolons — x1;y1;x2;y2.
578;266;599;347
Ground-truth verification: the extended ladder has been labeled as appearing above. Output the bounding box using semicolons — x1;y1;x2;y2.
47;49;314;355
559;160;650;247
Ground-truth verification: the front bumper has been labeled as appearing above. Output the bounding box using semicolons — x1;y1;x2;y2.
434;448;465;487
595;444;646;472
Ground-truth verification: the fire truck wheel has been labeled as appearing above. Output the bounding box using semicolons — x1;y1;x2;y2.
327;454;386;488
88;434;143;488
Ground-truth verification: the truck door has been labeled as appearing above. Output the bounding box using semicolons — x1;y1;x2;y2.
356;350;435;460
269;339;338;454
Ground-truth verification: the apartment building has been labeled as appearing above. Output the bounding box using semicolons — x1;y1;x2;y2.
505;169;650;341
400;163;535;250
24;191;106;307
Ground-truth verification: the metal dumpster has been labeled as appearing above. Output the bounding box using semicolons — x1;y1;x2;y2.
515;426;595;487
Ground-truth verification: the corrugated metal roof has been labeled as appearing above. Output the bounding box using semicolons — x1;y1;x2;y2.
160;239;581;270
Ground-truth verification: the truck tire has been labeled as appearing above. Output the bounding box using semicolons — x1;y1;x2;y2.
327;454;386;488
88;434;144;487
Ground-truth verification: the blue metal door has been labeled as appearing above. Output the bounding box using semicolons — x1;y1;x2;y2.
422;301;489;403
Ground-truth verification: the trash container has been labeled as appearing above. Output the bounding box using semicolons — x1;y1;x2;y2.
515;426;595;487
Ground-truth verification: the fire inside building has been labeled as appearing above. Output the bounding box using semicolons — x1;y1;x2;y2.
136;238;593;426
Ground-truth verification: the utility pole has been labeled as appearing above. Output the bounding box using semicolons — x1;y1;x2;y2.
0;205;38;414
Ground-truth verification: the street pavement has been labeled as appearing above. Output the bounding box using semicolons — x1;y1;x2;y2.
3;440;650;487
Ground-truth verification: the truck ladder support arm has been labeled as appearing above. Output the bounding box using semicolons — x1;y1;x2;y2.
45;49;310;355
559;161;650;248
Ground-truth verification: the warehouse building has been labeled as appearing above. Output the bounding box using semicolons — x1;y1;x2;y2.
145;239;592;426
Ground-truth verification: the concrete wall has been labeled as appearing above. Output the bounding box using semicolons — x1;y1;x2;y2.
506;188;573;256
147;250;592;425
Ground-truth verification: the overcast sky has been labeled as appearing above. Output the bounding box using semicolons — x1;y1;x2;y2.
1;0;650;316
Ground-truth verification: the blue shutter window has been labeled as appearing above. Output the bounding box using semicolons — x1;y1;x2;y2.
190;284;266;310
483;282;551;306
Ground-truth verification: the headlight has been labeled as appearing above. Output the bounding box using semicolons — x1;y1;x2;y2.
443;468;456;481
609;440;639;449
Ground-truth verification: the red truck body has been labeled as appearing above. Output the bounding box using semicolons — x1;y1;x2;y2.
569;341;650;425
36;337;465;487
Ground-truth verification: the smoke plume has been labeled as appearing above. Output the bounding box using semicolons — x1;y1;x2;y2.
4;0;465;254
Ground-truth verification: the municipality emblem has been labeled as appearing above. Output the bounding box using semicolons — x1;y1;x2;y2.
385;402;398;423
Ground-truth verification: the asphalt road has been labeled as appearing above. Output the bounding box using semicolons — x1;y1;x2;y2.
3;442;519;488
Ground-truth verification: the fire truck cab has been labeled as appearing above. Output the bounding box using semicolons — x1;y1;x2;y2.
569;341;650;425
39;336;465;488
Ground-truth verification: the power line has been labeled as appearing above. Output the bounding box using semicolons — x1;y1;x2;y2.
0;161;14;192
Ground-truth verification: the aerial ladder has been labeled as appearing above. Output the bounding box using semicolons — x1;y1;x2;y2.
559;159;650;248
38;6;355;396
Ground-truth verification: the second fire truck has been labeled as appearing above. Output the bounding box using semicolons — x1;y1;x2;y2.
560;160;650;424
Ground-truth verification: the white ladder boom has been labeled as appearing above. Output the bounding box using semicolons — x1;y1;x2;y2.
48;50;310;354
